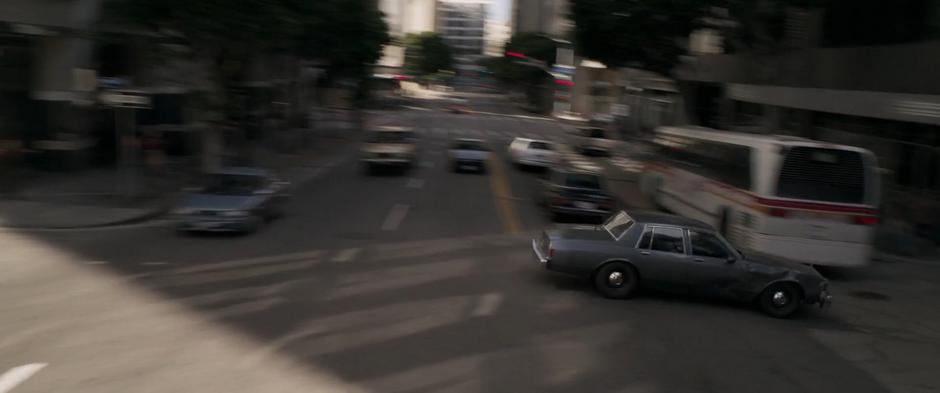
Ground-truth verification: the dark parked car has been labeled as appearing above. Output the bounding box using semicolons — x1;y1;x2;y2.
172;167;290;233
574;127;614;157
532;210;832;318
538;168;616;222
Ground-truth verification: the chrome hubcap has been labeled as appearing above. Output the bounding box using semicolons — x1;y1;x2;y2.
772;291;789;306
608;271;625;287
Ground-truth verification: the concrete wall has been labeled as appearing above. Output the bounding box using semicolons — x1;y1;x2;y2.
678;40;940;95
512;0;570;38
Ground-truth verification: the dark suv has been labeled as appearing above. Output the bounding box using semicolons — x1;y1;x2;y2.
538;168;617;222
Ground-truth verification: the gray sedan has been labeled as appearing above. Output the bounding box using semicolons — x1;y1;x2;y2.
533;210;832;318
172;167;290;233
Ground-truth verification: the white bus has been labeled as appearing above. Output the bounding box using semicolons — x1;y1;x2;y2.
639;126;881;267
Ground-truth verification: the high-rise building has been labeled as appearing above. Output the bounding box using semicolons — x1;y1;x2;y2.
376;0;439;68
378;0;438;37
512;0;571;38
485;19;511;57
437;0;488;62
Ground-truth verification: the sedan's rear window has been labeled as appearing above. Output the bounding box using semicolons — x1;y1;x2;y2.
369;131;413;143
603;211;634;239
530;141;552;150
453;142;487;151
565;173;601;189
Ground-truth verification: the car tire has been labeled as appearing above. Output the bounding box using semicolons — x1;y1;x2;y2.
758;282;803;318
593;262;639;299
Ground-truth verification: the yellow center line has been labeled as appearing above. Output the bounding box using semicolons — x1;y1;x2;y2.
487;152;523;235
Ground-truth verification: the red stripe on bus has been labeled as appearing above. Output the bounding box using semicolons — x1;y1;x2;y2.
646;162;877;216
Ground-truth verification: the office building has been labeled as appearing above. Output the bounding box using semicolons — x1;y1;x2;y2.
437;0;488;61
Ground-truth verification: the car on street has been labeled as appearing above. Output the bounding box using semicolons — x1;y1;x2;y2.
538;168;617;222
361;126;418;173
448;138;490;173
532;210;832;318
172;167;290;233
508;137;559;169
574;127;614;157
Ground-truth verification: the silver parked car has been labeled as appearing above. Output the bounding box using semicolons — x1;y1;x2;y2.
172;167;290;233
532;210;832;318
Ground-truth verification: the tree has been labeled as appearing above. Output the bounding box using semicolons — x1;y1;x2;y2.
105;0;389;112
569;0;711;74
504;32;557;65
403;32;454;76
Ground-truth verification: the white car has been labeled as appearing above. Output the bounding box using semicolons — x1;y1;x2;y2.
508;137;559;168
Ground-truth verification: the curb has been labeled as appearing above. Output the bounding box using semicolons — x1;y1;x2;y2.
0;206;169;230
873;251;940;266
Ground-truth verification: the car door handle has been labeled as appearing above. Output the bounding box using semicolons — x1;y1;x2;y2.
640;251;650;256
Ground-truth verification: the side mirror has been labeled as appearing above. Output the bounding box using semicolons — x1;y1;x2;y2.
726;256;737;263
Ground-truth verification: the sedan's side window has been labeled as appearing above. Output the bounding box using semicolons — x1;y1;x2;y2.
650;227;685;254
690;231;731;259
637;228;653;249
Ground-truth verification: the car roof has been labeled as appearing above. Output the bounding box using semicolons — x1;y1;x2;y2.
512;137;552;145
626;210;715;231
372;126;415;132
212;167;270;177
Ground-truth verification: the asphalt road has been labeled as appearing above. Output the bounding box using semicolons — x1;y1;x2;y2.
2;97;939;393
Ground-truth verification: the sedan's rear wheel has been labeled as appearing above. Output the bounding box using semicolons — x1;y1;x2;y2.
593;262;639;299
759;283;803;318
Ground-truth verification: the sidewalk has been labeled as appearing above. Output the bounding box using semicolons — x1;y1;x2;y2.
0;166;181;229
0;127;357;230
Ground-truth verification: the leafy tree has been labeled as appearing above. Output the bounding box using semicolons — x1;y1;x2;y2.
105;0;389;111
403;32;454;76
504;32;558;65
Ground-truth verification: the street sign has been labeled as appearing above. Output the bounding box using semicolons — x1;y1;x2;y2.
99;90;151;109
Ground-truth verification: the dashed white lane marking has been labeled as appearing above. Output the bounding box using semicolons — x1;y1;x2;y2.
0;363;47;393
141;261;170;266
406;178;425;189
381;204;410;231
471;293;504;317
331;248;361;263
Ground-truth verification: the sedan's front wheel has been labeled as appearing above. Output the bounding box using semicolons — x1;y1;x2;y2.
758;283;803;318
593;262;639;299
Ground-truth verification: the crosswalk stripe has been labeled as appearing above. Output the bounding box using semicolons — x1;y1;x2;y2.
331;248;362;263
170;250;323;274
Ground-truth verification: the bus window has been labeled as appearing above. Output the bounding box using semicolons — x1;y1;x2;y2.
657;136;752;190
776;147;866;204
